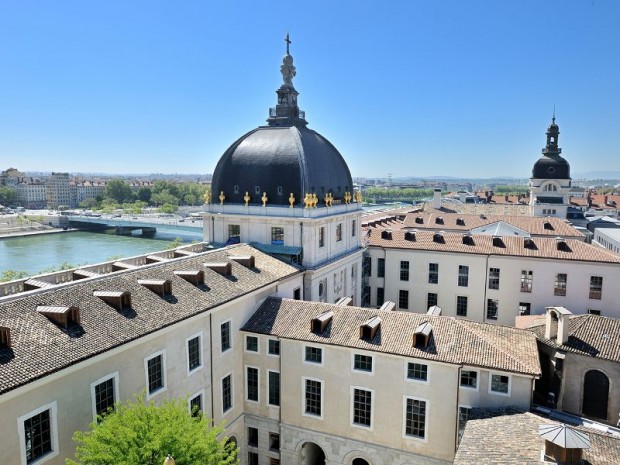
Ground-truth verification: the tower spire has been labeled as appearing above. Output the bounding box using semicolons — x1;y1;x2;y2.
552;104;556;124
267;33;307;127
543;111;561;156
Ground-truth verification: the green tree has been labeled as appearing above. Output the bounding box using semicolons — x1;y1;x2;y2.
67;395;237;465
137;186;152;203
79;198;98;209
168;237;184;249
0;186;17;205
159;202;178;213
105;179;134;204
0;269;28;282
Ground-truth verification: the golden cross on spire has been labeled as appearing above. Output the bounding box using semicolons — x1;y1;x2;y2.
285;32;291;55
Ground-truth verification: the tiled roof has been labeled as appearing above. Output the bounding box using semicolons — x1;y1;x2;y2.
365;229;620;263
422;200;530;216
454;409;620;464
524;314;620;364
242;297;541;376
0;244;301;395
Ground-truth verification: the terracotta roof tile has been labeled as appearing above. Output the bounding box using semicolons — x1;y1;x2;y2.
242;297;541;376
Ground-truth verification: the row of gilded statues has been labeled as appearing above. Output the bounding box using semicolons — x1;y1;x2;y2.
203;190;362;206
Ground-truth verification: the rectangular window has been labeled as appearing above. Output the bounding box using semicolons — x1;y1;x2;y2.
247;367;259;402
336;223;342;241
458;406;471;443
221;321;231;352
228;224;240;239
248;427;258;447
460;370;477;389
294;287;301;300
404;397;426;439
400;260;410;281
458;265;469;287
354;354;373;372
520;270;533;293
352;388;372;427
146;353;165;395
486;299;499;320
94;377;115;418
305;346;323;364
23;409;53;463
271;227;284;244
187;335;201;372
269;432;280;451
376;287;385;306
519;302;531;316
490;374;510;395
248;452;259;465
407;362;428;381
554;273;567;296
268;371;280;406
427;292;438;309
377;258;385;278
363;256;372;277
399;290;409;310
319;226;325;247
246;335;258;352
222;375;232;413
268;339;280;356
352;220;356;237
189;394;202;417
588;309;601;316
456;296;468;317
428;263;439;284
304;379;322;416
589;276;603;300
488;268;500;290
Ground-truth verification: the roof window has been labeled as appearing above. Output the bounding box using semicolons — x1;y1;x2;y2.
543;221;555;230
72;269;100;280
415;216;424;224
174;270;204;285
379;301;396;311
230;255;255;268
413;321;433;349
462;233;474;245
433;232;444;243
138;279;172;297
360;316;381;341
37;305;81;327
93;290;132;311
556;237;570;251
435;216;444;224
524;238;536;249
23;278;53;291
146;254;168;264
311;311;333;333
204;262;232;276
112;261;137;271
404;231;416;241
456;217;465;226
492;236;505;248
0;326;10;348
426;305;442;316
335;296;353;306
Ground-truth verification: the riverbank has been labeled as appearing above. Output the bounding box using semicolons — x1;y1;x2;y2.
0;225;74;239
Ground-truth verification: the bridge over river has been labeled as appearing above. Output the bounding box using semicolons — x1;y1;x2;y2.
67;215;203;239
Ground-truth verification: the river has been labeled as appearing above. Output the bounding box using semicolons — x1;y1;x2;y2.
0;230;201;276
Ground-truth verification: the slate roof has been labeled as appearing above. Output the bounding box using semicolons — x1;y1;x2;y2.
0;244;301;395
524;314;620;364
242;297;541;376
454;409;620;464
365;229;620;263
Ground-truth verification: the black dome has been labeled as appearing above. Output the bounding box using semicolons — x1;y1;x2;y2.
532;155;570;179
212;125;353;206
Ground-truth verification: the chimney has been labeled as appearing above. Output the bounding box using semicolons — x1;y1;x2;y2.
379;301;396;311
433;188;442;209
544;307;572;344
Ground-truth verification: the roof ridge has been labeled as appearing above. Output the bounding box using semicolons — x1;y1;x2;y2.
455;319;538;375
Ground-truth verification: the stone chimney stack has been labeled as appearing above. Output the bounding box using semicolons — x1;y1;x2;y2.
433;188;442;209
544;307;572;344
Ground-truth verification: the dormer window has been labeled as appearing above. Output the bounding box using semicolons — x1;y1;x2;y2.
381;230;392;240
360;316;381;341
204;262;232;276
311;311;333;333
174;270;204;285
233;185;239;194
254;186;260;195
415;216;424;224
37;305;81;327
138;279;172;297
0;326;11;348
456;218;465;226
433;232;444;243
413;322;432;349
93;291;131;311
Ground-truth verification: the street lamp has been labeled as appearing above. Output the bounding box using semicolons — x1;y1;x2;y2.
163;455;176;465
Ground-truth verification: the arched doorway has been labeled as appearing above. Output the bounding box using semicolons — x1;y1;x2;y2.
352;459;370;465
582;370;609;420
300;442;326;465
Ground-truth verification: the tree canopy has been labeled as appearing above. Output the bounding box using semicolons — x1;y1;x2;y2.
67;395;238;465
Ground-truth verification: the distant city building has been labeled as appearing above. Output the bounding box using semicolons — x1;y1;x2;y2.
46;172;76;209
14;178;47;209
529;116;572;218
0;167;24;187
72;179;106;204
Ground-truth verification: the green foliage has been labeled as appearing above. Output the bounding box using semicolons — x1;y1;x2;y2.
66;395;238;465
159;203;178;213
492;185;529;195
364;187;435;202
79;198;98;208
39;262;77;274
0;269;28;282
168;237;184;249
137;186;152;203
105;179;135;204
0;186;17;205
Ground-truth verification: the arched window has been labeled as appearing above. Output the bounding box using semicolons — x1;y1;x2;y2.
300;442;326;465
582;370;609;420
543;184;558;192
352;459;371;465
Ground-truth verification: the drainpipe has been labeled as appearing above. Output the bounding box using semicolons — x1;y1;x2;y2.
209;313;215;425
482;254;490;322
455;363;463;453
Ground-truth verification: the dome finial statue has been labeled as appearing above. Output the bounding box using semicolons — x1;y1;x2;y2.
281;33;296;87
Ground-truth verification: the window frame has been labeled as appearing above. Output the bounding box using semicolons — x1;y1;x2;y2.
186;331;204;376
488;267;500;290
520;269;533;293
352;219;356;237
554;273;567;296
428;263;439;284
271;226;284;244
400;260;410;281
489;372;512;397
221;372;233;415
303;344;324;366
456;295;468;317
486;298;499;320
220;319;232;354
245;334;259;353
90;371;119;422
268;370;280;407
189;389;205;417
351;386;374;430
336;223;343;242
376;287;385;307
402;395;428;442
458;265;469;287
267;338;280;357
426;292;438;309
352;353;374;375
318;226;325;248
228;224;240;239
144;350;167;399
589;275;603;300
245;365;260;403
399;289;409;310
377;258;385;278
17;401;59;465
302;377;324;419
518;302;531;316
405;361;429;384
460;369;479;391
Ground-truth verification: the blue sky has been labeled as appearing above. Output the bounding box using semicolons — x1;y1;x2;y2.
1;1;618;179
